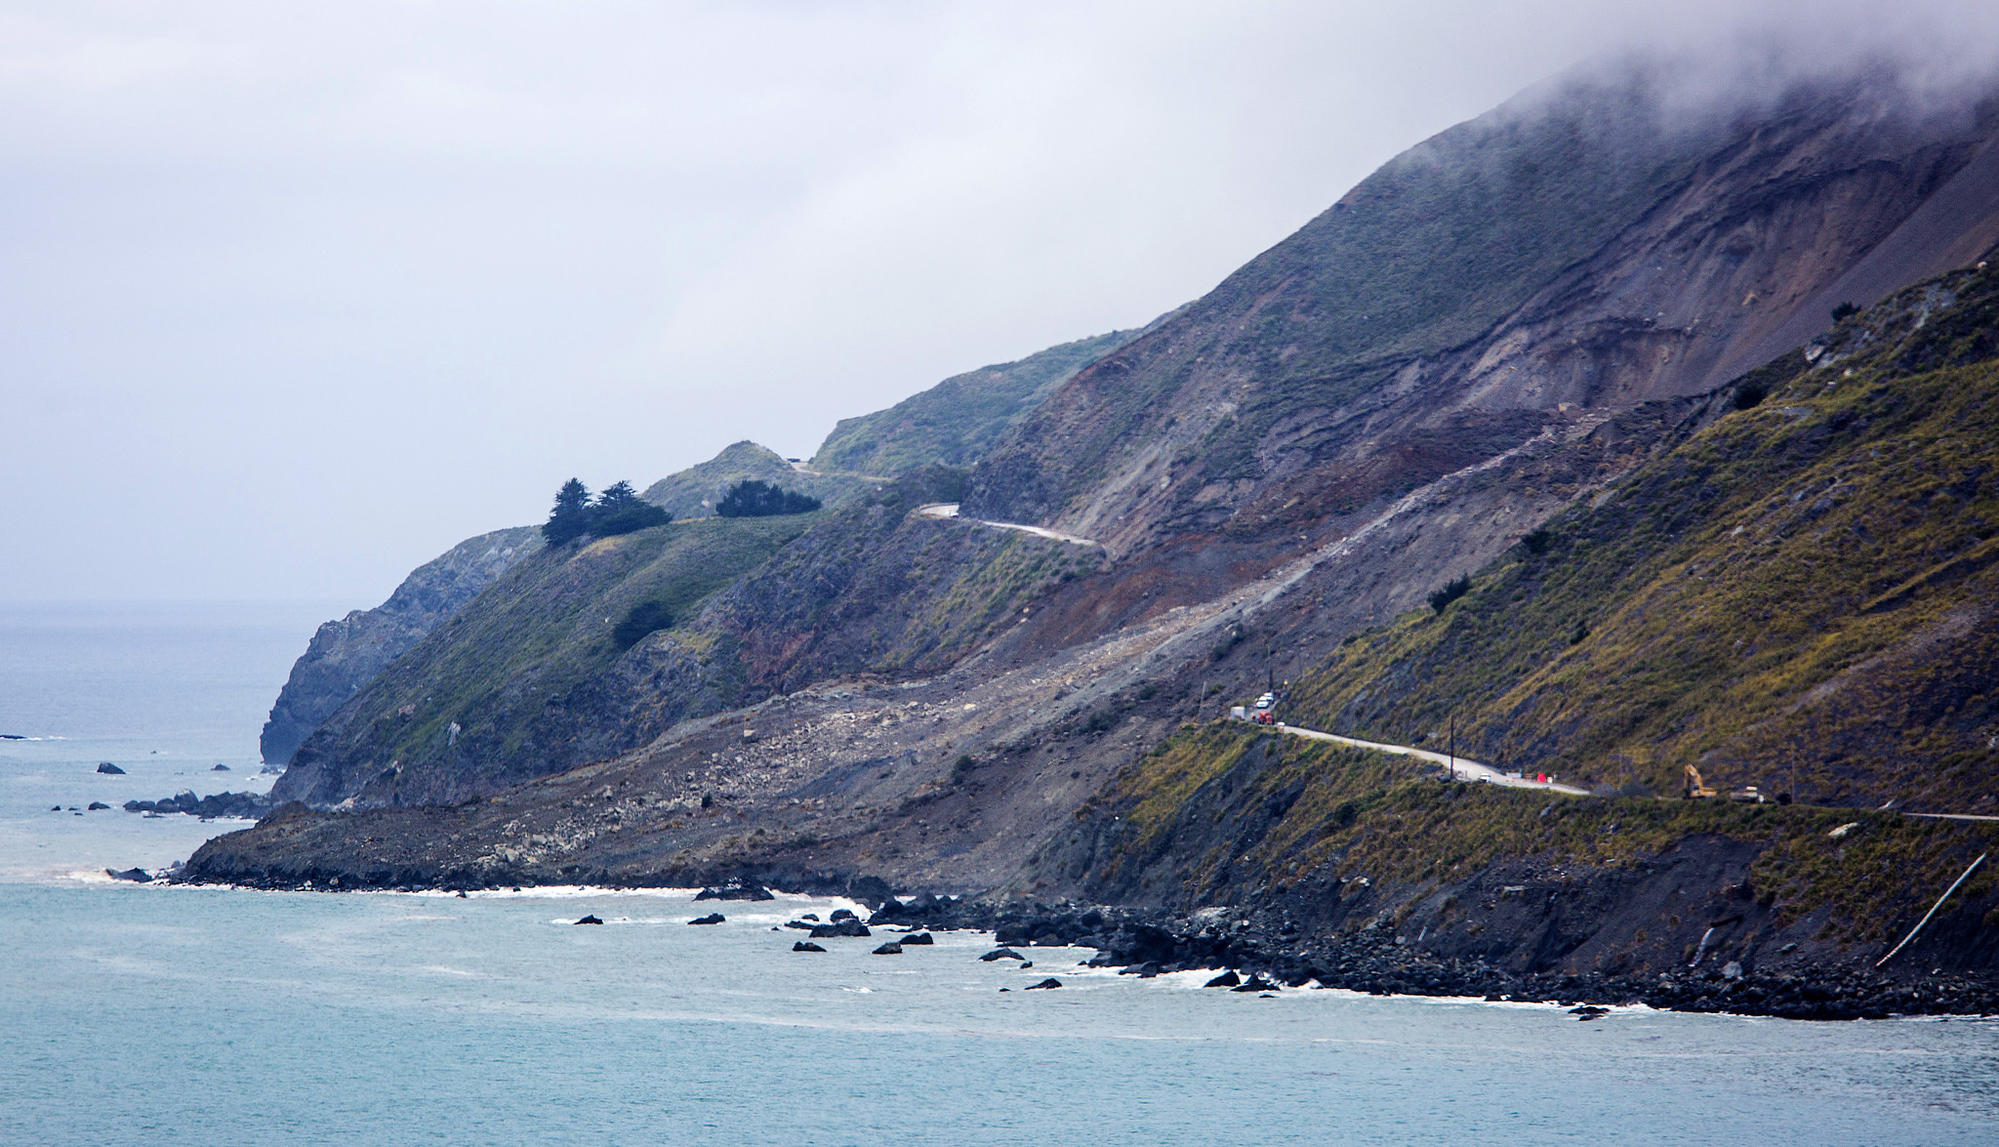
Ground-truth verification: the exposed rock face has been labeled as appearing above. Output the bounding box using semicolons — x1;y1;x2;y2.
965;74;1999;563
260;526;542;766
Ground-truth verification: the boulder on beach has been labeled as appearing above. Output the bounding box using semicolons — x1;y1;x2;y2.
1024;978;1063;990
792;941;827;952
96;762;125;775
106;868;151;882
688;913;726;926
1205;971;1242;988
574;915;604;926
872;941;903;955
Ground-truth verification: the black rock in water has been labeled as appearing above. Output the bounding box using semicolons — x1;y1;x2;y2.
798;913;820;922
106;868;151;882
695;879;774;902
1205;971;1241;988
1570;1005;1610;1021
574;915;604;925
688;913;726;926
872;941;904;955
87;802;110;811
899;931;935;945
120;790;273;819
211;764;230;771
792;941;827;952
96;762;125;774
979;948;1024;962
782;920;818;931
829;908;857;923
808;919;870;938
1231;976;1278;993
1024;978;1063;990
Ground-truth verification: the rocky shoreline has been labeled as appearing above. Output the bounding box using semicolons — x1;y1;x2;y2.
861;895;1999;1022
167;857;1999;1020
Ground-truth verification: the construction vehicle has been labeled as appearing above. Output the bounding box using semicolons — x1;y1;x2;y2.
1729;785;1767;804
1683;764;1717;799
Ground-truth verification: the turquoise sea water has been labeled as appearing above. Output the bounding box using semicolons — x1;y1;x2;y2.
3;603;1997;1144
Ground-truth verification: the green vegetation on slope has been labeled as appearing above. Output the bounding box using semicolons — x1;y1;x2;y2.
1287;265;1999;812
279;514;816;805
1089;725;1998;945
812;329;1140;476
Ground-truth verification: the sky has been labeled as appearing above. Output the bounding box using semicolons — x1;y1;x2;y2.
4;1;1997;609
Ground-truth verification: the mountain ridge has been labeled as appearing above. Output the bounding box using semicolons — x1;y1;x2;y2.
204;62;1999;1010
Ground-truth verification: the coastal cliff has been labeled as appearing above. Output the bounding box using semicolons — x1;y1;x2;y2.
206;64;1999;1012
259;526;542;766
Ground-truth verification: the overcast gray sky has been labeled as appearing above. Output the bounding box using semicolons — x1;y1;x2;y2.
4;1;1995;608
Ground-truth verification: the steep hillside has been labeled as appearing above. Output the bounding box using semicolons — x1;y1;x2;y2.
641;440;883;518
1287;264;1999;811
259;526;542;765
812;329;1142;475
274;514;816;807
1017;725;1998;1002
205;64;1999;1006
277;467;1102;809
968;72;1999;563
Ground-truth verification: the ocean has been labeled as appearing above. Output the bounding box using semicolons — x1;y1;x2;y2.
3;601;1995;1145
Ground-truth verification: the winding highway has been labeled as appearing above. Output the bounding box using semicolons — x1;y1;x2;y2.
1273;723;1592;795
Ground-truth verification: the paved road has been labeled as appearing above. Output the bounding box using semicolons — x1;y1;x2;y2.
1271;724;1998;815
915;503;1102;547
1273;723;1592;795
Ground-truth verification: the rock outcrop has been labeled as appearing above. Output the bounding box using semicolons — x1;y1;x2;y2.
260;526;542;766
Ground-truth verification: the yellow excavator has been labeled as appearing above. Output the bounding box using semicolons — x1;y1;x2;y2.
1683;764;1718;799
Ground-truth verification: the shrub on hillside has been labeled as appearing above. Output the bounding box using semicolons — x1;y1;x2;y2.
612;600;676;650
715;479;822;518
1428;574;1471;614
